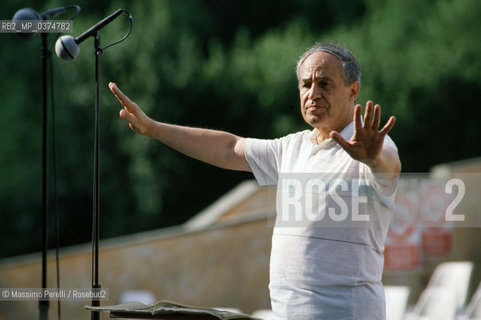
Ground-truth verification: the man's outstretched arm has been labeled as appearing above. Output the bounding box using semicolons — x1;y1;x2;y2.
109;82;251;172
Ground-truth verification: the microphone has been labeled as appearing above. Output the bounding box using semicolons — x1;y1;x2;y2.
12;8;41;40
55;9;126;60
12;6;80;40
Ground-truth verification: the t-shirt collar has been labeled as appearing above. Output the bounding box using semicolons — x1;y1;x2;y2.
309;121;354;147
339;121;354;141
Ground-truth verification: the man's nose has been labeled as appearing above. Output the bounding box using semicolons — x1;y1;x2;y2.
308;83;321;100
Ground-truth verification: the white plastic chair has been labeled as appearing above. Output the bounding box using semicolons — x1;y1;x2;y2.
384;285;410;320
457;281;481;320
426;261;474;310
406;287;458;320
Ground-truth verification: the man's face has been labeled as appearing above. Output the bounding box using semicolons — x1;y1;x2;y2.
298;51;359;136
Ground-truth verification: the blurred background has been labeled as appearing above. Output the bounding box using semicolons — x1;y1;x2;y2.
1;0;481;318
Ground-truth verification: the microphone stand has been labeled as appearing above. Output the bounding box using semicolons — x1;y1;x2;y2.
54;10;132;319
12;6;80;320
40;31;50;320
91;32;102;320
87;12;132;319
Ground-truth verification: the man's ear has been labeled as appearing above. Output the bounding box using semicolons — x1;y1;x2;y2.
350;81;360;102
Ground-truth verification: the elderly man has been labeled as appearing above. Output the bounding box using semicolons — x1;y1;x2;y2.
109;42;401;319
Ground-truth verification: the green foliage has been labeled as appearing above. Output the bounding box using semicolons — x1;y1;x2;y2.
1;0;480;258
326;0;481;170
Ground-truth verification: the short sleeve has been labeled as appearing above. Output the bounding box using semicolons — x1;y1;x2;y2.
244;137;282;186
383;134;397;152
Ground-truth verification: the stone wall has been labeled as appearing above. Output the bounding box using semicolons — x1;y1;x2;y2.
0;183;276;320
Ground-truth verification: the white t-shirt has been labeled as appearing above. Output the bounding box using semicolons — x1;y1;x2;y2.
244;122;398;319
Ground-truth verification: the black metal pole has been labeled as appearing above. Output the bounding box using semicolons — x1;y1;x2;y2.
40;32;50;320
91;32;101;320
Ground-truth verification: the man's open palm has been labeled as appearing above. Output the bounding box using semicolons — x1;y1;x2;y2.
330;101;396;167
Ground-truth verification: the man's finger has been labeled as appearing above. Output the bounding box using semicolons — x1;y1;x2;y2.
353;104;363;133
372;104;381;130
119;106;140;123
379;116;396;136
119;107;140;132
364;101;373;127
109;82;135;109
119;108;132;121
330;131;351;150
109;82;123;101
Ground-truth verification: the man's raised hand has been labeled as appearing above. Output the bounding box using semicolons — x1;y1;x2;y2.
109;82;153;136
330;101;396;170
